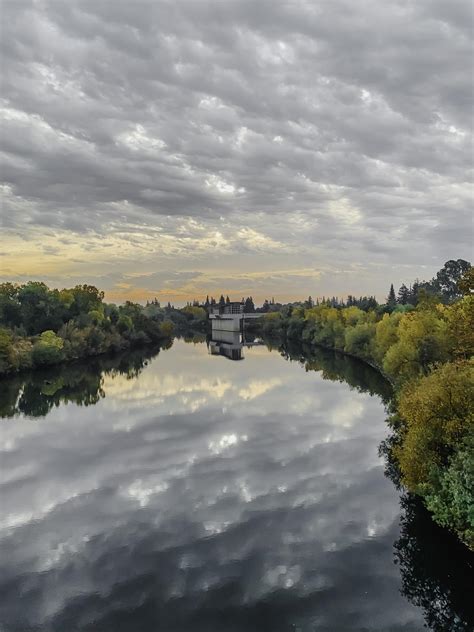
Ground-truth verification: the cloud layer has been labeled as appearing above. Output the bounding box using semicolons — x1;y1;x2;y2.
1;1;472;301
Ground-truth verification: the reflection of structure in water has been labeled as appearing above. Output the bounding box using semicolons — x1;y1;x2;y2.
209;330;244;361
209;330;263;361
208;309;263;360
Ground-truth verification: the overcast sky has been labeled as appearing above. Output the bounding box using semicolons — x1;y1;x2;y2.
1;0;472;304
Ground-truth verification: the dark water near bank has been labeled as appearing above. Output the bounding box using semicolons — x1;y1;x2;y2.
0;340;472;632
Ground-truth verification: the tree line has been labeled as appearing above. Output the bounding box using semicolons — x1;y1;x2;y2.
0;282;182;375
188;259;471;315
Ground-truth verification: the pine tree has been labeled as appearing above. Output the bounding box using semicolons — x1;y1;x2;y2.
386;284;397;309
410;280;420;306
397;283;409;305
244;297;255;313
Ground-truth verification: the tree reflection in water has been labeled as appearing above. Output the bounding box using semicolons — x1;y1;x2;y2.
395;494;474;632
276;340;393;404
0;345;166;419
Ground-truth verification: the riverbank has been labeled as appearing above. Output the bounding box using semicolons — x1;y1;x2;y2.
0;327;214;379
251;297;473;550
0;282;212;377
0;324;176;377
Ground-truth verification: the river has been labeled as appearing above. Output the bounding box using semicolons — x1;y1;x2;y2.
0;338;472;631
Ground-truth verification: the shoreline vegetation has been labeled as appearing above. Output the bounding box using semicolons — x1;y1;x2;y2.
0;283;209;377
251;262;473;551
1;260;472;549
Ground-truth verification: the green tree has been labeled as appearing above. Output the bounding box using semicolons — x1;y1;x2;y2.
117;315;133;334
383;307;450;383
458;267;474;296
434;259;471;302
374;312;402;364
71;285;105;316
386;283;397;310
0;283;21;328
159;320;175;337
397;283;410;305
409;280;420;306
424;433;474;549
0;327;13;373
32;330;65;366
445;296;474;359
17;282;66;334
344;322;375;360
182;306;207;322
341;306;366;327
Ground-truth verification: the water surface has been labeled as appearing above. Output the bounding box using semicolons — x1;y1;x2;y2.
0;340;472;631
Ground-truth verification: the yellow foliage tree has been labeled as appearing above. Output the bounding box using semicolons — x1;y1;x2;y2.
374;312;402;364
383;306;450;383
395;360;474;491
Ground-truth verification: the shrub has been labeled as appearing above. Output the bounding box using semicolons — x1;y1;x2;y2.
32;330;65;366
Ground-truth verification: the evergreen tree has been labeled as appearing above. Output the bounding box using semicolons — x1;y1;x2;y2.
226;295;230;304
410;281;420;306
218;294;226;308
387;284;397;309
397;284;409;305
244;297;255;313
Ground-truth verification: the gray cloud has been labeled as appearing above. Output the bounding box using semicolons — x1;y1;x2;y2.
0;0;472;296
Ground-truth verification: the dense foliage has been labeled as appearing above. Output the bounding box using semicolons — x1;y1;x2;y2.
0;282;177;374
255;262;473;548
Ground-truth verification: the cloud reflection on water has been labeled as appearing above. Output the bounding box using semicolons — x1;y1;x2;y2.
0;340;425;631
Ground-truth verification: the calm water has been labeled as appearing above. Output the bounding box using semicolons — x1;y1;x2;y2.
0;339;472;632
